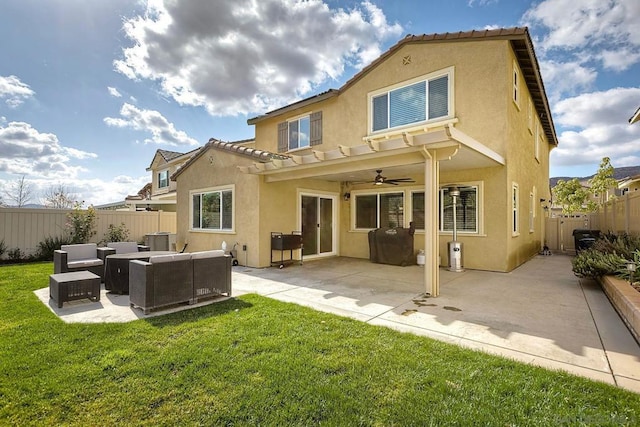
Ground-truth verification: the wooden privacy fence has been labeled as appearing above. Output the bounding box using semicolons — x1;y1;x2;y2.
545;214;599;253
0;208;176;258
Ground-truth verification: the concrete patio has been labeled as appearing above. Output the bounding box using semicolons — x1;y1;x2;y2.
35;253;640;393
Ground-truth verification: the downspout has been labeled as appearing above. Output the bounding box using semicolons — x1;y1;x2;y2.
420;147;439;297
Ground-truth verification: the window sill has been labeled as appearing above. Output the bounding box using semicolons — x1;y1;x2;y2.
189;229;236;234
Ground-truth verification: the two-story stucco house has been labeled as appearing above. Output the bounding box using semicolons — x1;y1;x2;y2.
172;27;558;296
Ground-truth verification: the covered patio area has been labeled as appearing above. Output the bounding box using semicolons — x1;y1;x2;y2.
233;254;640;393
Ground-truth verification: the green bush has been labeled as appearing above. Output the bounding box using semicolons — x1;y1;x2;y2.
0;239;6;258
572;232;640;279
100;222;130;244
8;248;24;260
65;202;97;244
35;235;73;261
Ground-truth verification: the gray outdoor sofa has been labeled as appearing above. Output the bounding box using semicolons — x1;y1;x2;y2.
129;250;232;314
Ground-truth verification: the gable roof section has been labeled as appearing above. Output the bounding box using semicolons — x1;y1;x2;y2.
172;138;267;180
247;27;558;147
146;147;200;171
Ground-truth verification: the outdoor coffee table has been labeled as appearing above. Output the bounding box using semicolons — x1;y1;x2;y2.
49;271;101;308
104;251;175;294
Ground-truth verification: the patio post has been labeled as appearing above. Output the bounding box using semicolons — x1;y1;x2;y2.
422;148;440;296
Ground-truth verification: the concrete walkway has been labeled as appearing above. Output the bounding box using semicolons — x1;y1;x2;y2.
35;254;640;393
232;255;640;393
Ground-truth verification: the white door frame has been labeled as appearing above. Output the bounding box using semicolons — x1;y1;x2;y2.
297;189;339;259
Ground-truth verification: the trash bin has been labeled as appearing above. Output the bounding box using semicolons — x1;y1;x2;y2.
572;229;600;253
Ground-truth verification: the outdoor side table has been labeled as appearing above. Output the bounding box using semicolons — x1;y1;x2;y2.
49;271;101;308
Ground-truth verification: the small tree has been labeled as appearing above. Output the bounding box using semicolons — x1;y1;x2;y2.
66;202;97;244
552;178;595;214
42;184;77;209
4;175;34;207
588;157;618;208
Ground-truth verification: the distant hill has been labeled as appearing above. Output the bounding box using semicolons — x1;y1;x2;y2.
550;166;640;187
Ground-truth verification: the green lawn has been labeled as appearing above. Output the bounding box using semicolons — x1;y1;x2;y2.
1;263;640;426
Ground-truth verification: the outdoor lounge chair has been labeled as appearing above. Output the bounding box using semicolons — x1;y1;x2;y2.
54;243;105;280
191;250;232;302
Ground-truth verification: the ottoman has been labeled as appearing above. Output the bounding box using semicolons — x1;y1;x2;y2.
49;271;101;308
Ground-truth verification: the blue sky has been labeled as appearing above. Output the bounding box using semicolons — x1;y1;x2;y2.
0;0;639;206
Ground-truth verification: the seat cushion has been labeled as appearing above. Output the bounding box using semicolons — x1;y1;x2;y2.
68;258;103;268
107;242;139;254
190;250;225;260
61;243;98;262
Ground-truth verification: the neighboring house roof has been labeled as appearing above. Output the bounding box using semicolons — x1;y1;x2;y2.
247;27;557;147
630;106;640;124
172;138;260;180
146;147;200;171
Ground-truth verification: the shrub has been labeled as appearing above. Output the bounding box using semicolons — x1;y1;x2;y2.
572;232;640;279
0;239;6;258
8;248;24;261
66;202;97;244
35;235;73;261
101;223;130;244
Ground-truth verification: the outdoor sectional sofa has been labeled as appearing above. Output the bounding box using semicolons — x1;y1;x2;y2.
129;250;232;314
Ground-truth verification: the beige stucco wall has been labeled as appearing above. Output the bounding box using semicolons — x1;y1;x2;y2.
176;38;554;273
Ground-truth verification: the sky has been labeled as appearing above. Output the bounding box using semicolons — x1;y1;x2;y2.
0;0;639;206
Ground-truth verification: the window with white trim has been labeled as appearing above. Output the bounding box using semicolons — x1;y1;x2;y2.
527;99;533;133
529;191;534;233
512;183;519;235
439;186;478;233
371;70;451;132
354;192;404;229
191;187;233;231
535;121;542;161
158;170;169;189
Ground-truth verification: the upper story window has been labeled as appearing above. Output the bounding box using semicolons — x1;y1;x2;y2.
158;170;169;189
278;111;323;152
370;68;452;133
513;61;520;107
289;116;310;150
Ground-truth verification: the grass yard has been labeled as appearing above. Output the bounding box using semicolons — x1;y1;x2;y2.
1;263;640;426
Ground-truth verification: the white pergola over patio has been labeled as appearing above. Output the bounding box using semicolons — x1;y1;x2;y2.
224;121;504;296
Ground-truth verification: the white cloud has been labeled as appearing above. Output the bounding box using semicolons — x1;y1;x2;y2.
467;0;498;6
114;0;403;116
108;86;122;97
550;87;640;167
0;121;97;178
104;103;199;146
539;59;597;101
0;75;35;108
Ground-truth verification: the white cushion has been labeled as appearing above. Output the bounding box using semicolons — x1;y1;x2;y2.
107;242;139;254
190;250;225;260
61;243;97;262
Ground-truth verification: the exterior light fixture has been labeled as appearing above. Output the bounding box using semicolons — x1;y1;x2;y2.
627;261;636;285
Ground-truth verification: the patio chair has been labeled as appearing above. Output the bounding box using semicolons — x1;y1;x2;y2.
54;243;105;280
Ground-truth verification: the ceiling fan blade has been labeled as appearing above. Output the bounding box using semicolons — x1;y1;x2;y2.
387;178;415;183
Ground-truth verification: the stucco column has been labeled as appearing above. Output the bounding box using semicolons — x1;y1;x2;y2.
422;149;440;296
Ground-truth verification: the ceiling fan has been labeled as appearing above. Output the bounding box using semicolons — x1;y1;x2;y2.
372;169;415;186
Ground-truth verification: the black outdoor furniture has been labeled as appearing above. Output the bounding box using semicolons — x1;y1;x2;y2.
49;271;101;308
104;250;175;294
368;223;415;266
271;232;303;268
